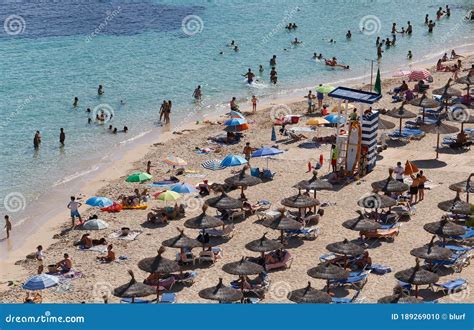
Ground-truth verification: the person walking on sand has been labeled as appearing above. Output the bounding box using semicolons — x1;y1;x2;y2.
67;196;82;228
330;144;338;173
159;100;167;122
418;170;427;201
251;95;258;113
59;128;65;146
394;162;404;183
4;215;11;239
243;142;253;162
35;245;44;274
146;161;152;175
33;131;41;149
193;85;202;100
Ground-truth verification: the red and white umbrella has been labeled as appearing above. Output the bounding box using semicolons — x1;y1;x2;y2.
392;70;411;78
408;69;432;82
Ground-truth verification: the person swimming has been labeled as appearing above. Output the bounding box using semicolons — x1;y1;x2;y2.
325;57;349;69
73;97;78;107
259;65;264;73
234;46;239;52
192;85;202;100
98;84;104;96
407;50;413;59
346;30;351;39
270;67;278;84
291;37;302;45
243;68;255;84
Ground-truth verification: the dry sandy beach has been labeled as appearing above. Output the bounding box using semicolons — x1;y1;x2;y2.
1;54;473;304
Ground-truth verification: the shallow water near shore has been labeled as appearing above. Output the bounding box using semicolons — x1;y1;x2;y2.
0;0;473;241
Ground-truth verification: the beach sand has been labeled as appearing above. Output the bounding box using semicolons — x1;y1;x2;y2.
1;54;473;304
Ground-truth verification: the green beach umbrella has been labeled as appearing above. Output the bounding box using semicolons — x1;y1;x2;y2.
156;190;182;202
126;172;152;183
374;68;382;95
315;84;335;94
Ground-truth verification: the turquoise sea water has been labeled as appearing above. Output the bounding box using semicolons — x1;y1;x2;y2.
0;0;473;238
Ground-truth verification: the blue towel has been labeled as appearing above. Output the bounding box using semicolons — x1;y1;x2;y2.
436;278;466;290
370;264;392;275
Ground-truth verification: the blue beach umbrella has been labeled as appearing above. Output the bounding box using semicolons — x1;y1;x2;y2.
252;147;284;169
85;196;113;208
324;114;346;124
224;118;247;126
170;183;198;194
271;126;276;141
23;274;59;291
230;110;246;119
220;154;248;167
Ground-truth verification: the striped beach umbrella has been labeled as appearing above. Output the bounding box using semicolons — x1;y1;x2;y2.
408;69;432;82
163;155;187;167
23;274;59;291
201;159;226;171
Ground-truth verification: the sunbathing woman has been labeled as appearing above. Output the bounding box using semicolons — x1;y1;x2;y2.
97;244;115;263
79;233;93;248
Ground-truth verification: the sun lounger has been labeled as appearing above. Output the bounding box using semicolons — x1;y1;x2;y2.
360;227;400;242
250;167;260;177
331;290;362;304
389;128;425;141
442;245;472;254
199;247;223;263
230;210;246;222
265;251;293;271
429;252;471;273
231;272;270;293
432;278;468;294
262;169;275;180
449;227;474;240
160;292;177;304
288;131;306;142
285;226;320;240
175;251;197;265
173;272;198;285
120;298;150;304
329;271;370;290
203;224;234;238
369;264;392;275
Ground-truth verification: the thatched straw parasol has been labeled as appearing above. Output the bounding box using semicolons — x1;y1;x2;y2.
385;102;417;135
162;228;202;249
420;120;459;159
377;285;422;304
138;246;180;274
245;233;283;255
438;192;472;215
410;95;441;121
371;168;409;193
307;263;349;293
281;192;320;210
222;257;264;276
342;211;382;232
287;282;332;304
449;174;474;203
378;118;396;130
224;165;262;195
326;239;365;257
205;192;243;210
198;278;243;303
394;258;439;297
113;270;156;303
261;208;303;243
184;205;224;229
410;236;452;261
423;217;466;238
357;193;397;209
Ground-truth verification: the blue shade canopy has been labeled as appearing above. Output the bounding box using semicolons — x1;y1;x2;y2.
324;114;346;124
328;86;382;104
170;183;198;193
85;196;113;207
201;159;226;171
252;147;284;158
220;155;248;167
224;118;247;126
23;274;60;291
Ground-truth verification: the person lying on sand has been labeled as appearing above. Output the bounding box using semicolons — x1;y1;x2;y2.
147;211;169;224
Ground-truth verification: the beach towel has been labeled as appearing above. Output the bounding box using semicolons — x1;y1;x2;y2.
370;264;392;275
48;270;83;281
185;173;206;178
149;180;176;187
109;230;142;241
77;245;107;253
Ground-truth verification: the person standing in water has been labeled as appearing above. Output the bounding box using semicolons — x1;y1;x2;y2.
427;20;435;33
407;50;413;59
159;100;167;122
377;45;383;59
193;85;202;100
59;128;65;146
164;100;172;124
33;131;41;149
4;215;11;239
406;21;412;35
98;85;104;96
270;55;277;66
259;65;264;73
346;30;351;39
73;97;79;107
270;67;278;84
243;68;255;84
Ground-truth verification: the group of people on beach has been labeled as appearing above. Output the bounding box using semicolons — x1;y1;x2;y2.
159;100;173;124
